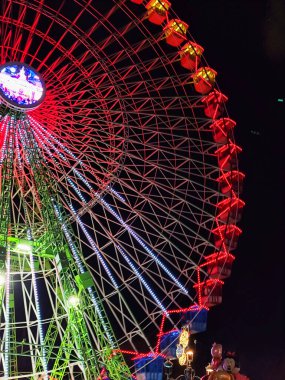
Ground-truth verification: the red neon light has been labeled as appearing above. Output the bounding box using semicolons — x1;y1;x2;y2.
155;313;166;353
113;349;139;356
193;279;224;288
215;143;242;171
215;142;242;156
217;170;245;182
157;328;179;337
199;252;235;267
216;197;245;224
132;352;166;360
155;304;209;353
212;224;242;252
212;224;242;236
216;197;245;210
197;268;202;306
166;304;203;314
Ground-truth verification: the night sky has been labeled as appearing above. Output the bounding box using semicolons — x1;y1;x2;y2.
174;1;285;379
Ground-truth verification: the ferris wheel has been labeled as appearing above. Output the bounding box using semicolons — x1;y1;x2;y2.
0;1;244;379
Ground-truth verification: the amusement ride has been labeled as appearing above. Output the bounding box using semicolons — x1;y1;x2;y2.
0;1;244;379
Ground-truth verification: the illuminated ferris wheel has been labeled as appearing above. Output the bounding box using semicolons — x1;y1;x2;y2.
0;1;244;379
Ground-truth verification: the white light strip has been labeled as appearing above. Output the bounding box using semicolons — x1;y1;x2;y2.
4;247;11;380
33;128;66;162
69;204;118;289
117;245;167;314
28;230;48;379
17;126;30;165
107;186;126;203
34;131;186;293
67;178;87;203
15;132;23;171
31;120;186;315
31;133;118;290
31;118;79;162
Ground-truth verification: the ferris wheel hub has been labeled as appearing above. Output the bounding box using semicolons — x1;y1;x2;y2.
0;62;45;112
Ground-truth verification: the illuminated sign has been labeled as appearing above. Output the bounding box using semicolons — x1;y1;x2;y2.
176;328;191;366
0;62;45;110
179;329;189;348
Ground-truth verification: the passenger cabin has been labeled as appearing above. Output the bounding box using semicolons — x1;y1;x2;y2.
202;90;228;119
180;42;204;71
146;0;171;25
212;224;242;251
164;19;188;47
192;67;217;94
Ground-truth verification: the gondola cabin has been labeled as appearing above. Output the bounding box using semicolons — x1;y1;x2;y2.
159;329;180;358
217;171;245;196
146;0;171;25
210;118;236;144
202;90;228;119
216;197;245;224
215;143;242;171
201;252;235;280
212;224;242;251
180;42;204;71
192;67;217;94
164;19;188;47
194;279;224;307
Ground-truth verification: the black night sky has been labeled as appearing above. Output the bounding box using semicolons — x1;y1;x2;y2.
173;1;285;379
